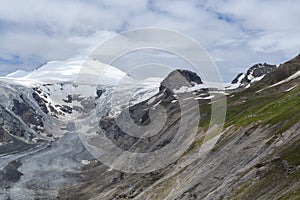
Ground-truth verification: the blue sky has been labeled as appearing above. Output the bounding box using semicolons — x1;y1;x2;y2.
0;0;299;81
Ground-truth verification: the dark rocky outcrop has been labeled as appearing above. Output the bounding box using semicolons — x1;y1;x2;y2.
0;104;34;141
63;95;73;103
32;91;49;114
96;89;105;99
246;63;276;77
0;126;13;144
231;73;244;84
12;97;44;134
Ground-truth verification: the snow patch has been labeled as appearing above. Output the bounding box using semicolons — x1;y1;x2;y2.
257;71;300;92
285;84;298;92
81;160;90;165
268;71;300;88
194;95;214;100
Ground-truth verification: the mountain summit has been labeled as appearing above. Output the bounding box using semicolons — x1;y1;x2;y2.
159;69;203;91
231;63;276;88
1;58;131;86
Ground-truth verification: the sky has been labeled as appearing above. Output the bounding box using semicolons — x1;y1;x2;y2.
0;0;299;81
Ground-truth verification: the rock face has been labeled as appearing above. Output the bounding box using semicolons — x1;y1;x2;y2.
98;69;204;154
99;85;178;153
0;102;36;144
0;126;13;144
12;97;45;134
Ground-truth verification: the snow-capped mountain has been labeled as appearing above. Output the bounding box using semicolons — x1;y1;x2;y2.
2;58;132;86
0;54;299;200
229;63;276;89
0;58;163;145
0;57;284;144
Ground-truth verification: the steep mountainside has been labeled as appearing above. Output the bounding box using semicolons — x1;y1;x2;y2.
0;55;299;200
58;55;300;200
257;54;300;86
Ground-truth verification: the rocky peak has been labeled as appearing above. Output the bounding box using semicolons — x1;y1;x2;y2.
231;73;245;84
246;63;276;77
159;69;202;92
231;63;276;88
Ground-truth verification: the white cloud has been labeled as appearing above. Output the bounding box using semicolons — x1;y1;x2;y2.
0;0;299;81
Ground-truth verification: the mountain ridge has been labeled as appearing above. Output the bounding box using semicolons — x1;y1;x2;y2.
0;54;299;199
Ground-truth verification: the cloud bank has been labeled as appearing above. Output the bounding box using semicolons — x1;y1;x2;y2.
0;0;299;81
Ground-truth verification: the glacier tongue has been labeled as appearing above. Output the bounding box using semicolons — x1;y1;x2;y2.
93;83;160;119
